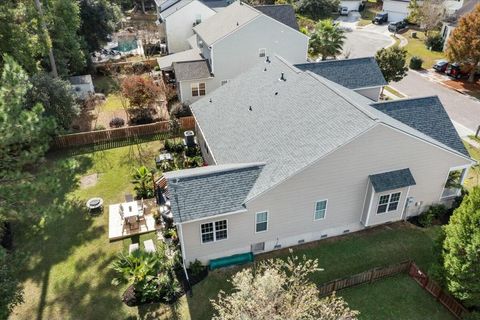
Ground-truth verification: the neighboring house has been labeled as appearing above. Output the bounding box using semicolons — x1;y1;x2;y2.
164;55;474;265
382;0;466;22
154;0;216;53
295;57;387;101
158;1;308;103
441;0;477;49
68;75;95;100
339;0;363;12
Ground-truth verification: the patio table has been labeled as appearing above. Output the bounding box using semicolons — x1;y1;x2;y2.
121;201;140;218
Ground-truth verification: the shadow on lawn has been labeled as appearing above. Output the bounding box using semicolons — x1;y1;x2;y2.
13;154;112;320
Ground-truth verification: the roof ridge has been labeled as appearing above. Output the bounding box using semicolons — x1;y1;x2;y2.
164;162;265;180
295;57;374;66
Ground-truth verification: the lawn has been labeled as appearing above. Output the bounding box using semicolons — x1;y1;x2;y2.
340;274;454;320
402;29;446;69
10;139;189;320
185;223;443;320
464;141;480;190
358;0;381;27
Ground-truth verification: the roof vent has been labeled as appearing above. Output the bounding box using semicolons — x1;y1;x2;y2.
209;98;212;103
279;72;286;81
266;56;271;63
264;67;267;71
275;92;278;96
236;21;239;26
249;106;252;111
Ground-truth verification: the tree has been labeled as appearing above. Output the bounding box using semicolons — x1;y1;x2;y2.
0;247;23;320
443;187;480;307
211;253;359;320
131;166;154;198
407;0;420;24
446;3;480;83
79;0;122;52
375;46;408;94
298;0;340;20
122;75;162;123
417;0;445;36
34;0;58;77
26;73;79;131
309;19;346;61
47;0;86;76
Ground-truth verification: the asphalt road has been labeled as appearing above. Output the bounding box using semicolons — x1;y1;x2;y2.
391;70;480;134
340;29;393;59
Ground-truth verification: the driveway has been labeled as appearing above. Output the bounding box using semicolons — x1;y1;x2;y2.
391;70;480;135
336;14;394;59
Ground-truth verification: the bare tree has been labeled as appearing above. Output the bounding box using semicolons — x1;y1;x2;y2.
418;0;445;36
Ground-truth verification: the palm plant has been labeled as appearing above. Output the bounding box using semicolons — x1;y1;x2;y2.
131;166;154;198
111;250;161;287
309;19;346;61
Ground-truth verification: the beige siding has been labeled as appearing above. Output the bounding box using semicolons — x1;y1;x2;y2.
355;87;381;101
181;124;471;264
366;186;409;226
195;122;216;165
177;78;214;104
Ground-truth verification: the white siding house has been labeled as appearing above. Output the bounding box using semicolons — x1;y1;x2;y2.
156;0;216;53
382;0;411;21
164;56;473;265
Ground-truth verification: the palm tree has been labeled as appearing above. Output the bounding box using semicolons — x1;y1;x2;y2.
309;19;346;61
131;166;154;198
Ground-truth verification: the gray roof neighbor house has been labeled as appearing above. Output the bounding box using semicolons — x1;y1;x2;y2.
295;57;387;90
254;5;299;30
164;163;264;223
369;168;416;193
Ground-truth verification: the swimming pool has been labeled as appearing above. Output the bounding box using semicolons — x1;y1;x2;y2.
114;39;138;52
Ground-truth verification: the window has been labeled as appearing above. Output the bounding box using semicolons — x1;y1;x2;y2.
201;220;227;243
377;192;401;214
258;48;266;57
441;168;466;198
255;211;268;232
221;80;229;86
191;83;206;97
314;200;327;220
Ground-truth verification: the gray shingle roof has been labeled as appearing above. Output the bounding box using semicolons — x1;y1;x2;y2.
164;163;264;223
201;0;232;11
173;59;212;81
192;56;378;202
160;0;191;18
371;97;469;156
295;57;387;90
254;5;299;30
369;168;416;193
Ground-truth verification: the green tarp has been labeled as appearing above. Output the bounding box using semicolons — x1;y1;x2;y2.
209;252;254;270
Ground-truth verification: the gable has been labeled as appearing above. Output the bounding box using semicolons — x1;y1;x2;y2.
254;5;299;30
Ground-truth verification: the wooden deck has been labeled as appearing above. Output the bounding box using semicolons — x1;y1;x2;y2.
108;198;161;241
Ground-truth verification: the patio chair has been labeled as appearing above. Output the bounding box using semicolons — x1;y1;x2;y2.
127;216;139;230
129;243;139;254
144;239;156;253
125;193;134;202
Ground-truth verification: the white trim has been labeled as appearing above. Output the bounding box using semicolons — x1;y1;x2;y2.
401;186;411;220
191;115;218;165
376;191;402;215
200;218;228;244
365;184;375;226
255;211;269;233
181;208;246;224
353;84;383;91
361;179;370;222
191;82;206;97
313;199;328;221
178;224;189;281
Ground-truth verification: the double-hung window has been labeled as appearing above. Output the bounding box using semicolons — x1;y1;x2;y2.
255;211;268;233
201;220;227;243
191;82;206;97
377;192;401;214
314;200;327;220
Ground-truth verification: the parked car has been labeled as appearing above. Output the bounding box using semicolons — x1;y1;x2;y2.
433;60;449;73
372;12;388;24
388;20;407;33
339;6;349;16
445;63;473;79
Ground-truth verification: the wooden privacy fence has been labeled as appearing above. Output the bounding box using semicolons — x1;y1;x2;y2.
52;116;195;150
409;262;468;319
317;260;468;319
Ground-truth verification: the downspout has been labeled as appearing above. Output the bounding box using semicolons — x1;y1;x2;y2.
178;223;190;282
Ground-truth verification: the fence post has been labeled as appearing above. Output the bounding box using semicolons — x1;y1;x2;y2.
369;269;375;283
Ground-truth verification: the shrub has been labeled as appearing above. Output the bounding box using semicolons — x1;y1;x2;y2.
109;117;125;128
425;33;444;52
173;142;185;153
409;56;423;69
94;124;106;131
189;259;205;278
418;204;447;227
153;65;160;71
164;139;173;152
132;62;147;74
185;146;201;158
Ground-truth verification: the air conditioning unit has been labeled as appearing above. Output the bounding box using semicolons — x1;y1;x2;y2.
184;130;195;147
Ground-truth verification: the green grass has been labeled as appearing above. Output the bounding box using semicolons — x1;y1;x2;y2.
186;224;443;320
340;274;454;320
11;140;186;320
403;29;446;69
464;142;480;190
92;75;119;95
358;0;381;26
100;93;128;112
385;85;405;98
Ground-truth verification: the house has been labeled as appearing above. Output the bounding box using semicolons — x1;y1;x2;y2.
295;57;387;101
339;0;363;12
158;1;308;103
441;0;477;49
164;55;474;265
68;75;95;100
382;0;467;23
154;0;217;53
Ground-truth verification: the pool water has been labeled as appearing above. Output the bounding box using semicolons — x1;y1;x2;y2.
114;39;138;52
